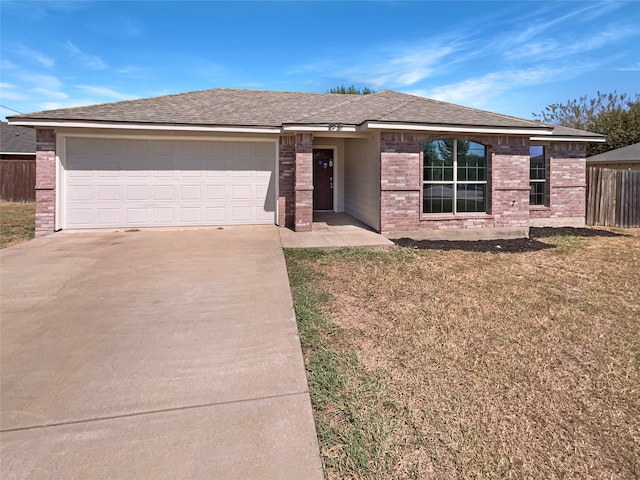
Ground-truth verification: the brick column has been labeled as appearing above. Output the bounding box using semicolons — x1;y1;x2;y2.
490;136;530;229
548;142;587;225
278;136;296;228
35;129;56;236
294;133;313;231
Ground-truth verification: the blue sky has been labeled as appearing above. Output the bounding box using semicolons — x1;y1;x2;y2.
1;0;638;121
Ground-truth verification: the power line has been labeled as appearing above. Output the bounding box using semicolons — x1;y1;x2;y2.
0;104;24;114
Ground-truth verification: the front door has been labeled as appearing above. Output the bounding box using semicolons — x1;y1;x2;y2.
313;149;334;210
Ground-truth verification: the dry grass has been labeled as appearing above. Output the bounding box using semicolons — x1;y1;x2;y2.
285;227;640;479
0;201;35;248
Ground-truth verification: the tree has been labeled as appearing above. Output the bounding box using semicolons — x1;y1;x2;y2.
327;84;374;95
532;91;640;156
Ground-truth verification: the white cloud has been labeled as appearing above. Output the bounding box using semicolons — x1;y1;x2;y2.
0;82;28;101
19;73;63;91
16;45;55;68
504;24;638;61
409;66;580;108
38;99;100;110
66;41;106;70
32;88;69;99
616;62;640;72
75;85;135;100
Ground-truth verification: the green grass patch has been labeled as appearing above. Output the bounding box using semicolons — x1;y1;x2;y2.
1;201;35;248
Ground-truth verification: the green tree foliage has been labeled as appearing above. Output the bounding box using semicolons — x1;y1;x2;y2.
533;91;640;156
327;84;374;95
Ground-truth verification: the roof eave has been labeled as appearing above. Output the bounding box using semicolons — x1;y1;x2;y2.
281;123;359;133
530;135;606;143
362;121;552;135
7;118;282;135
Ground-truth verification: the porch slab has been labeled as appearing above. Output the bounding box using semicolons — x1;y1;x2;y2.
279;213;393;249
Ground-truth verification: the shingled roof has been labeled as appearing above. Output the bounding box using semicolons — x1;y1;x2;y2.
7;88;603;139
587;142;640;163
1;121;35;153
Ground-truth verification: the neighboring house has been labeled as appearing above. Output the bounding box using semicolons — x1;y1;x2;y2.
8;89;604;238
1;121;36;202
586;143;640;170
1;121;35;160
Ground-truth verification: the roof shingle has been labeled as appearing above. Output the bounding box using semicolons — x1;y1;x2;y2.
7;88;603;138
1;121;35;153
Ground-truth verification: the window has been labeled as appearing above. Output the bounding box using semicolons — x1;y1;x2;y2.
529;146;546;206
423;140;487;214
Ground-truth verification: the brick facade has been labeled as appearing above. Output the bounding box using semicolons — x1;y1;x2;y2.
379;132;531;236
529;143;587;226
278;136;296;228
35;129;56;235
294;133;313;232
29;127;587;237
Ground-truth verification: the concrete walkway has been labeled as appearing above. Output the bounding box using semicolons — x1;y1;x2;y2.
0;227;323;480
279;212;394;249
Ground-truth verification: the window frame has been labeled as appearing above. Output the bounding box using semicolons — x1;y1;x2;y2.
421;139;489;215
529;145;548;207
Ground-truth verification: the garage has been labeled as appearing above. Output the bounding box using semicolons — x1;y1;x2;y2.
63;137;276;229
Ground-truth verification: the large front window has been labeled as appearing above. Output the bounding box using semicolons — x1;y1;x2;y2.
423;140;487;214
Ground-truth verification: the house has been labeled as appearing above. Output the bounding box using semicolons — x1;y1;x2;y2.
1;121;35;160
7;89;604;238
586;142;640;170
1;121;36;202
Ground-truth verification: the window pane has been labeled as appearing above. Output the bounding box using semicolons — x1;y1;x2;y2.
457;141;486;181
423;184;454;213
424;140;454;181
530;146;545;180
456;184;486;213
530;182;545;205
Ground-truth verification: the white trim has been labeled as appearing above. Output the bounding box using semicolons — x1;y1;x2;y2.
9;119;281;134
530;135;606;142
0;152;35;156
56;130;278;143
275;142;280;226
56;135;66;230
282;124;359;133
363;121;552;135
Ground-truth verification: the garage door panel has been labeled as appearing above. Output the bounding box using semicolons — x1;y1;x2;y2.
153;185;175;201
98;185;120;201
65;139;275;228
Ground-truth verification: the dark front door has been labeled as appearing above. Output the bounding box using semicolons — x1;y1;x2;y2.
313;149;333;210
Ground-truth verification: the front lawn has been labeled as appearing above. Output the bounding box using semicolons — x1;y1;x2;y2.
1;201;35;248
285;227;640;479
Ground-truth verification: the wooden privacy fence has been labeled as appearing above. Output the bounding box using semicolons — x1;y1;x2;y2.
0;159;36;202
587;167;640;228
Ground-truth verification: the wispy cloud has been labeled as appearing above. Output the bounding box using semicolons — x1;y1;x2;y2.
504;23;637;61
0;82;28;101
75;85;136;100
20;73;63;91
32;88;68;99
38;99;98;111
616;62;640;72
15;45;55;68
66;41;106;70
409;65;590;108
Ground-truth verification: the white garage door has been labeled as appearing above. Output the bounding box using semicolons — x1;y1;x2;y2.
64;138;276;229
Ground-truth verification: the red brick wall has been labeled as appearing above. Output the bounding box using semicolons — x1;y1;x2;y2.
536;142;587;221
278;136;295;227
35;129;56;235
294;133;313;231
379;132;530;234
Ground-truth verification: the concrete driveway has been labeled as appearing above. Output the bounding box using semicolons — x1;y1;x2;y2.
0;227;323;479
